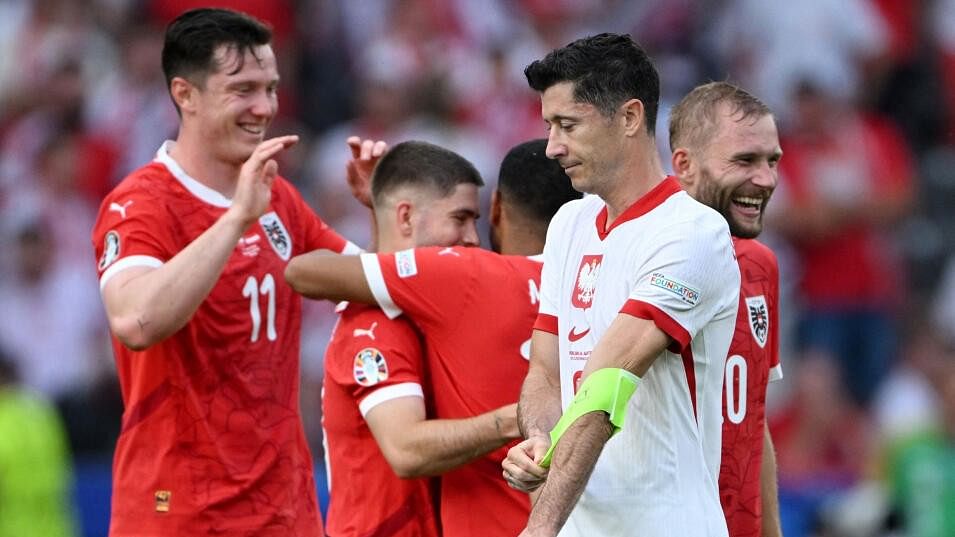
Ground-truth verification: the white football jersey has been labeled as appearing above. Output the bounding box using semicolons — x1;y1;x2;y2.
537;178;739;536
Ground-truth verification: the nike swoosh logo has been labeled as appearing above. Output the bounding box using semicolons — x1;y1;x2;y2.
568;326;590;342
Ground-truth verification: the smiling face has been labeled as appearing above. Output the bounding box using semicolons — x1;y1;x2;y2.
188;43;279;165
541;82;628;196
687;104;781;238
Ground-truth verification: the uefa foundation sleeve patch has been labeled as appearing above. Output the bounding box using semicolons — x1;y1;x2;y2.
395;248;418;278
648;272;701;306
353;348;389;386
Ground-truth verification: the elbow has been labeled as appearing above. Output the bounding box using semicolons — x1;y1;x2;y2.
284;257;326;299
381;447;430;478
109;314;162;351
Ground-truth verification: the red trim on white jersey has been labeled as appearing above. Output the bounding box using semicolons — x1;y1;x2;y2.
534;313;559;335
594;177;682;240
620;299;690;353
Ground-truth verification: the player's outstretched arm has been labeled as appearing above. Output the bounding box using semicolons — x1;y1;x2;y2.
521;314;669;537
503;330;561;492
761;423;783;537
102;136;298;350
365;397;520;478
285;252;375;304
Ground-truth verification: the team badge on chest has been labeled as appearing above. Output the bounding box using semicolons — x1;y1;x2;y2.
746;295;769;348
353;348;389;386
572;255;603;309
259;212;292;260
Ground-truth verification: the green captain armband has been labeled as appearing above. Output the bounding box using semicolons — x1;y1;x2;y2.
539;368;640;468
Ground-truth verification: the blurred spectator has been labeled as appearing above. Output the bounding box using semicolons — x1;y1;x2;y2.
709;0;890;122
883;355;955;537
768;80;915;406
770;354;875;537
0;346;77;537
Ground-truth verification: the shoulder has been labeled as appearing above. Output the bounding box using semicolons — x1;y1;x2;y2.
733;238;779;272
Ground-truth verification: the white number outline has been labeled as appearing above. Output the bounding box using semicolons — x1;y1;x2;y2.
725;354;748;424
242;274;277;343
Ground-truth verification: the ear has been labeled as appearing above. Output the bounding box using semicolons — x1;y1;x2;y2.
490;189;502;227
620;98;646;137
395;200;414;238
671;147;695;186
170;76;197;115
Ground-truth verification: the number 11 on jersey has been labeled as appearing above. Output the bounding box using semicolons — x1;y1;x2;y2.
243;274;277;342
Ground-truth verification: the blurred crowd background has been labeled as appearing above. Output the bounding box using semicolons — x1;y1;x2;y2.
1;0;954;536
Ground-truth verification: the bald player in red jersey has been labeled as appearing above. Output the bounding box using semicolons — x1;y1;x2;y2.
287;139;582;536
91;9;353;536
321;139;526;537
670;82;784;537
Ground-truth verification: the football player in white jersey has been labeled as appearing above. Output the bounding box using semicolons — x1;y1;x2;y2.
502;33;739;536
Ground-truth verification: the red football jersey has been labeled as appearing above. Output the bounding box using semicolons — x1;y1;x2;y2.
91;146;353;537
322;301;439;537
362;246;536;536
719;238;783;537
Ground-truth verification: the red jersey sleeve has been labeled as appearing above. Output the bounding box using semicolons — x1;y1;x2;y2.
359;246;474;330
275;177;358;255
326;304;426;417
91;173;176;290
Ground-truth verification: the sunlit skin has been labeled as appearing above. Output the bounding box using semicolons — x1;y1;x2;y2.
540;82;631;198
187;44;280;166
410;183;481;248
680;105;782;239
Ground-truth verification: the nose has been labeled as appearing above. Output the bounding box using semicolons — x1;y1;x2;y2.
545;129;566;160
461;221;480;247
250;89;276;118
753;161;778;190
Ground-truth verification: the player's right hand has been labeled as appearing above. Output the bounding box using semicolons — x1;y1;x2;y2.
345;136;388;209
231;135;299;227
502;435;550;492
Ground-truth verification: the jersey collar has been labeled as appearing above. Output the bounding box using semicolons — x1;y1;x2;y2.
595;176;681;240
154;141;232;208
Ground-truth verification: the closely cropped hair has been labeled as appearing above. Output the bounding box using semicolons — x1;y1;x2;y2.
371;141;484;206
525;33;660;133
162;8;272;90
498;139;581;225
669;81;772;153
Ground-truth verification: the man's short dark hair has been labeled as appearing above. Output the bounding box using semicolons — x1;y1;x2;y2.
669;81;772;154
162;8;272;92
497;139;581;225
524;33;660;133
371;141;484;205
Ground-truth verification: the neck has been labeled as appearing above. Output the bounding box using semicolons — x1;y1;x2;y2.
168;130;242;199
600;138;666;223
375;225;410;254
498;206;545;256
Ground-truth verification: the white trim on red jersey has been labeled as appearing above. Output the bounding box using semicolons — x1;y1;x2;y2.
361;253;402;319
358;382;424;416
155;141;232;207
99;255;163;290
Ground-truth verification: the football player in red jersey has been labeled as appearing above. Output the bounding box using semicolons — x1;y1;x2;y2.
669;81;784;537
91;8;356;536
321;139;530;537
286;138;581;536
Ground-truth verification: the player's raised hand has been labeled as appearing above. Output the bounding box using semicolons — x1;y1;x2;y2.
502;435;550;492
345;135;388;208
231;135;299;226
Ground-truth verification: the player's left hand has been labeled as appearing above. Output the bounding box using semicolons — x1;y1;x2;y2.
345;136;388;209
502;435;550;492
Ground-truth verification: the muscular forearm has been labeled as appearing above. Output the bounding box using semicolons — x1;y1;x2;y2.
518;362;562;439
391;405;520;477
761;426;782;537
105;209;251;349
524;412;612;535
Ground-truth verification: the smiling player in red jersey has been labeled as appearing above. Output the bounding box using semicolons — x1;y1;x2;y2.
670;81;785;537
91;9;357;536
